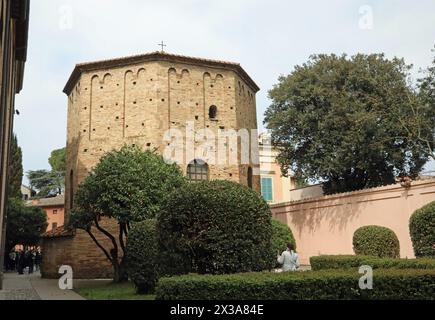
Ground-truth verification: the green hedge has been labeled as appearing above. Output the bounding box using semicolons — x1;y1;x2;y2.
271;219;296;255
158;180;274;275
125;219;159;293
410;201;435;258
310;255;435;271
155;269;435;300
353;226;400;258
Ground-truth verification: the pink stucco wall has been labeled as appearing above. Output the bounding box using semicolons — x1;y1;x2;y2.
271;178;435;265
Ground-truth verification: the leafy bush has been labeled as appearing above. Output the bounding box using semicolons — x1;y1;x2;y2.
271;219;296;267
157;180;274;275
310;255;435;271
353;226;400;258
155;269;435;300
410;201;435;257
70;145;186;282
6;198;48;252
126;219;159;294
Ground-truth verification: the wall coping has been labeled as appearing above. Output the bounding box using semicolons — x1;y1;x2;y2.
271;177;435;208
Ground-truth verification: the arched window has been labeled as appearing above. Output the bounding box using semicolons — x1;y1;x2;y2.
209;105;217;119
247;167;253;189
69;170;74;209
187;159;209;182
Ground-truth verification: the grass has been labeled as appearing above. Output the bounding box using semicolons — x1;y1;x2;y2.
75;281;156;300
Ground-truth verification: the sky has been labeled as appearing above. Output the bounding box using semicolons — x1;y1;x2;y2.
15;0;435;179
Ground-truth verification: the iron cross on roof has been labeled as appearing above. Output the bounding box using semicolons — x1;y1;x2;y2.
158;41;167;53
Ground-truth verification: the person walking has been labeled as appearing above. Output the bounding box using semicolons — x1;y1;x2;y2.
17;250;24;275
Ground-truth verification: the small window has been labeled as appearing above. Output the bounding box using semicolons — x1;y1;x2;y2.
209;105;217;119
261;177;273;202
187;159;209;182
53;209;58;215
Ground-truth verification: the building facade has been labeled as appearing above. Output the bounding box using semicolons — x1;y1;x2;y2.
21;184;34;200
259;132;297;204
41;52;261;279
26;195;65;232
0;0;29;288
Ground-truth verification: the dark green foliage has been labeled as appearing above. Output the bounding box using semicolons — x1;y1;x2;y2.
126;219;159;294
27;170;64;197
410;201;435;257
353;226;400;258
271;219;296;267
8;134;23;198
415;46;435;161
157;180;274;275
155;269;435;300
70;145;186;282
265;53;430;194
6;198;48;252
27;147;66;197
310;255;435;271
49;147;66;172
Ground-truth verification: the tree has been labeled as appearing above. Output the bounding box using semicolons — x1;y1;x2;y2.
265;53;430;194
27;147;66;198
8;134;23;198
407;46;435;161
49;148;66;172
69;145;186;282
27;170;64;197
5;198;48;253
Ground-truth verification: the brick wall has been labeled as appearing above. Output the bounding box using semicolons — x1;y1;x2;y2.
47;55;261;279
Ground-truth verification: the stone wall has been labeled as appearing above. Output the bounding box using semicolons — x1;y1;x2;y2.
271;178;435;265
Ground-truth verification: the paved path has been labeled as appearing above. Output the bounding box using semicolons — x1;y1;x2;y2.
0;271;85;300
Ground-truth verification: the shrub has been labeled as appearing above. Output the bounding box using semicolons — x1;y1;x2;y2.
353;226;400;258
271;219;296;267
310;255;435;271
155;269;435;300
157;180;274;275
410;201;435;258
70;145;186;282
126;219;159;293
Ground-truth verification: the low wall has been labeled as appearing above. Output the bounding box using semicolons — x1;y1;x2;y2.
41;223;115;279
271;179;435;265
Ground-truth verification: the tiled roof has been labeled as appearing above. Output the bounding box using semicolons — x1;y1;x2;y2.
26;195;64;208
42;225;74;239
63;51;260;95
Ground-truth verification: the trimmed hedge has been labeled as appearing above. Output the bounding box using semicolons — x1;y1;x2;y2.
410;201;435;257
271;219;296;268
158;180;274;275
271;219;296;254
310;255;435;271
125;219;159;293
353;226;400;258
155;269;435;300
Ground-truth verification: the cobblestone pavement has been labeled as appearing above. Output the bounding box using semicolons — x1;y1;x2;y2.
0;270;84;300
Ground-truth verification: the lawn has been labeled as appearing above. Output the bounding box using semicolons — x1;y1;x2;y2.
75;281;155;300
